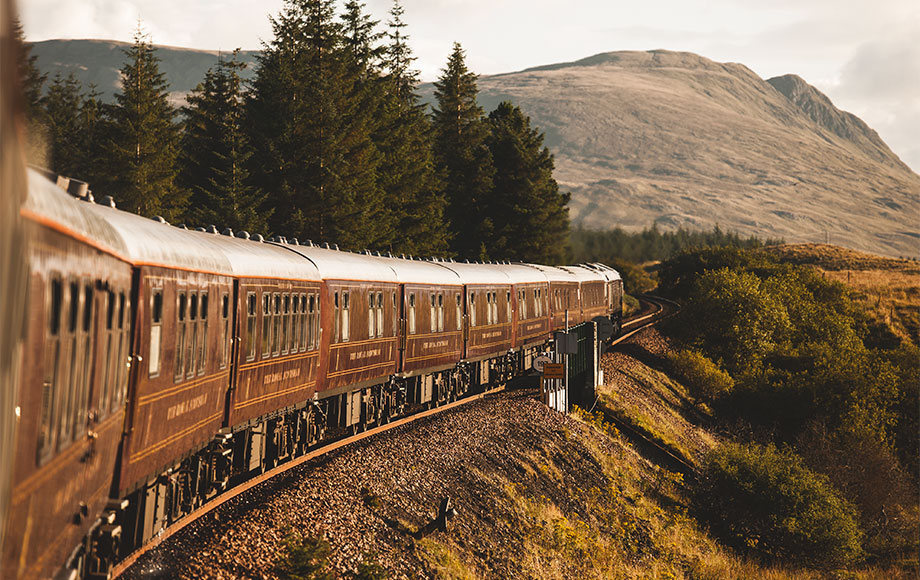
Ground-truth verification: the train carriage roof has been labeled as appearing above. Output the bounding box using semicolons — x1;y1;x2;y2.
491;263;550;285
585;263;622;282
520;263;580;283
558;265;608;284
23;170;129;259
278;244;399;284
375;256;462;286
433;262;514;286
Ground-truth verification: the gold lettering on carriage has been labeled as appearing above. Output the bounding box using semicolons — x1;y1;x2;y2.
525;322;542;332
350;348;381;361
481;331;501;340
167;394;208;420
423;339;449;349
263;367;301;385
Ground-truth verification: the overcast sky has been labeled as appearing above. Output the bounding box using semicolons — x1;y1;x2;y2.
19;0;920;172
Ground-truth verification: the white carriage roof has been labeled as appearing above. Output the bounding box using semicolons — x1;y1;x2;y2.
585;263;622;282
375;256;462;286
279;244;400;283
433;261;514;286
23;170;128;259
492;263;550;285
558;265;608;283
519;263;580;283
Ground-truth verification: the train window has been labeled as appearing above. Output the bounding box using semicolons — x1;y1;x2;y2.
198;293;208;375
408;293;416;334
262;293;271;358
376;292;384;338
220;293;230;370
430;293;436;332
308;294;317;350
149;289;163;377
341;291;350;342
292;294;301;353
114;291;129;410
175;292;187;381
281;294;290;355
370;292;377;338
74;283;94;442
99;290;114;416
506;291;511;322
455;293;462;330
187;293;199;378
437;293;444;332
297;294;306;352
333;291;340;343
485;292;493;326
39;277;63;462
273;293;282;356
392;292;398;335
468;293;476;327
247;293;257;362
520;290;528;320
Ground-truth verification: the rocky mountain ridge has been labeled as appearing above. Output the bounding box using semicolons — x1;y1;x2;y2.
29;40;920;257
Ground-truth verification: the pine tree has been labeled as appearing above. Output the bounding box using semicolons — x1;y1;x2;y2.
12;17;49;166
103;27;185;219
41;72;83;177
375;0;448;256
486;101;570;264
76;84;106;187
431;43;495;261
12;18;45;123
179;51;270;234
248;0;389;249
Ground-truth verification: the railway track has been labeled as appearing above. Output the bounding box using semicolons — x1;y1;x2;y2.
113;384;506;577
115;295;676;578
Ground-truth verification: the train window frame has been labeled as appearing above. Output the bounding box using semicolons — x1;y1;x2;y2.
114;291;129;410
219;292;230;370
198;292;208;376
175;291;188;382
261;293;271;359
341;291;350;342
392;292;398;335
281;293;290;356
307;294;317;350
430;293;436;333
273;293;282;356
292;293;301;353
187;292;199;379
74;282;94;441
408;292;416;335
370;291;377;339
506;291;512;322
246;292;257;362
437;293;444;332
375;292;384;338
333;291;340;343
455;293;462;330
469;292;476;327
149;288;163;378
38;275;64;463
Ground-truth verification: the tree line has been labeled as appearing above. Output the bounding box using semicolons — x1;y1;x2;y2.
15;0;570;264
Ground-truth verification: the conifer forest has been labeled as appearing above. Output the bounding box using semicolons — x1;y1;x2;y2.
16;0;571;264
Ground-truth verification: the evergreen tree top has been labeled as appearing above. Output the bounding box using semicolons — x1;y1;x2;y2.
433;42;484;133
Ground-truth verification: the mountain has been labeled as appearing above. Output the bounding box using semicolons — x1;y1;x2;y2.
29;39;259;105
29;41;920;258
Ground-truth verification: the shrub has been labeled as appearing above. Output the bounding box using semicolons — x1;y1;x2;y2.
668;349;734;402
275;532;334;580
696;442;863;568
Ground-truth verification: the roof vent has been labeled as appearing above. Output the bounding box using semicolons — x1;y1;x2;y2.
387;252;393;258
334;244;339;251
237;231;251;240
222;228;234;237
304;239;313;247
195;227;207;232
322;242;330;249
79;191;95;203
290;237;299;245
100;195;116;208
152;216;168;224
177;224;189;230
253;234;264;242
207;225;219;234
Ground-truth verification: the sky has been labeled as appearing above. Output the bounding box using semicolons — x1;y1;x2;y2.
19;0;920;173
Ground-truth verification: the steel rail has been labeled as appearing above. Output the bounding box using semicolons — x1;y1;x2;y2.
112;384;506;578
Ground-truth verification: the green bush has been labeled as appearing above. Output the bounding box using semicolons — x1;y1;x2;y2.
668;349;734;402
696;442;863;568
275;532;334;580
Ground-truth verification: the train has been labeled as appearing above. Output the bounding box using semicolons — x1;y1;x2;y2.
0;168;623;580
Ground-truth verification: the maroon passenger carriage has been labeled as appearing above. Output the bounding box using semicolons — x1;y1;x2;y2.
1;167;624;580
